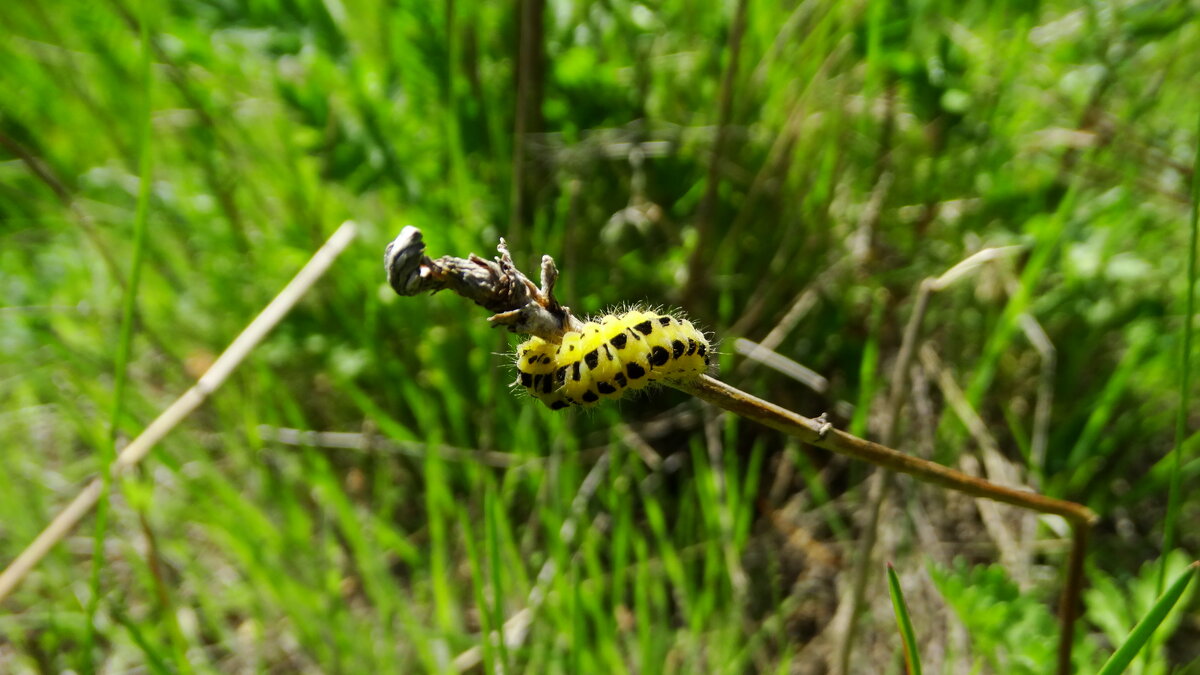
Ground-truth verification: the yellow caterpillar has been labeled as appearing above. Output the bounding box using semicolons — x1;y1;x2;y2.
514;309;711;410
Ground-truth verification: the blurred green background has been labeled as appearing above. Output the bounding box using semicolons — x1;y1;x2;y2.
1;0;1198;672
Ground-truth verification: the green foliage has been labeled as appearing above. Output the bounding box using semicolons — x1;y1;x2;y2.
930;558;1103;674
1;0;1198;671
1087;553;1197;675
932;554;1199;675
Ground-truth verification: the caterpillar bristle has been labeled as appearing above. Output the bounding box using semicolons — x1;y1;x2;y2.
513;307;712;410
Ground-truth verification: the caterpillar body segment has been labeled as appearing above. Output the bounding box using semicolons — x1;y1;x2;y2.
515;337;570;409
513;309;711;410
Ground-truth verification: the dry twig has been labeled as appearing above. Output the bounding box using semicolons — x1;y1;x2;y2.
0;222;358;604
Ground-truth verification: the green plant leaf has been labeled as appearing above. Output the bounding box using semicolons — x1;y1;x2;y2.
887;563;922;675
1085;550;1195;674
1096;561;1199;675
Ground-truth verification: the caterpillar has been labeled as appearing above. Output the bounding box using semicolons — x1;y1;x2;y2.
514;309;711;410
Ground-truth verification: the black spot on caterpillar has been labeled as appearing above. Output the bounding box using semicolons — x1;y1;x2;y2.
513;309;711;410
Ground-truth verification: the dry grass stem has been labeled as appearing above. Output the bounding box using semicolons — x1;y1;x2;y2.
834;243;1035;674
0;222;358;604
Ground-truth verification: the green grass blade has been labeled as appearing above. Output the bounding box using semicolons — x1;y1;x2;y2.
110;606;172;675
886;563;921;675
456;505;496;674
85;0;157;667
1143;89;1200;675
850;289;885;438
1159;104;1200;593
484;482;511;672
1097;561;1198;675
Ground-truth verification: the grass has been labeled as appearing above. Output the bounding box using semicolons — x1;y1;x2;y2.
1;0;1199;672
887;562;921;675
85;0;156;667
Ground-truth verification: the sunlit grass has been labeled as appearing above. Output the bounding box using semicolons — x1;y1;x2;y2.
1;0;1198;672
